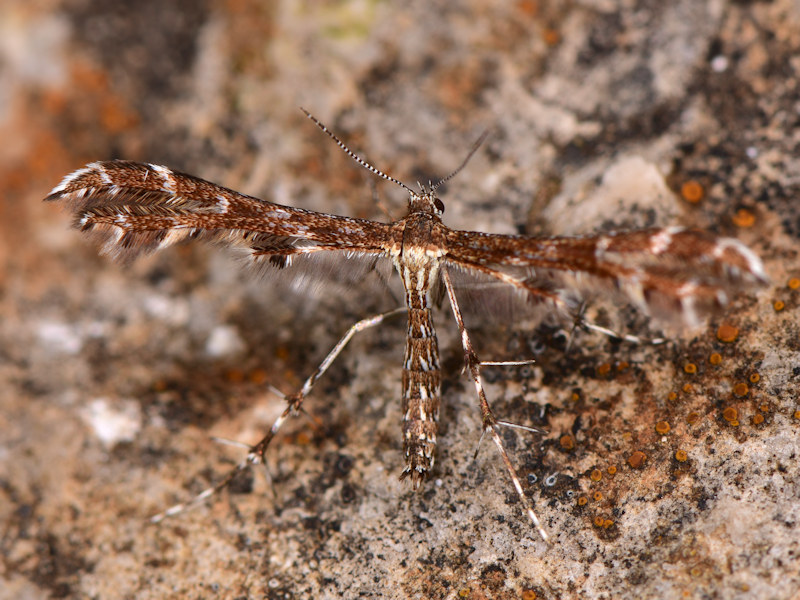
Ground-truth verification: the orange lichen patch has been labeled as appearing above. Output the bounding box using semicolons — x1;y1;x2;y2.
596;363;612;377
731;208;756;228
457;589;470;598
709;353;722;365
542;28;561;46
793;410;800;420
560;434;575;451
517;0;539;17
521;590;537;600
607;465;617;476
772;299;785;311
590;469;603;482
7;127;70;194
593;516;605;527
70;63;139;135
759;402;769;413
628;451;646;469
749;373;761;384
722;407;739;423
733;382;749;397
680;180;705;203
686;412;701;425
100;97;139;134
655;421;671;435
570;392;581;402
593;491;603;501
717;324;739;343
752;413;765;425
577;496;588;506
682;383;693;393
683;363;697;374
788;278;800;290
41;86;70;115
602;519;615;529
248;368;268;385
616;361;630;372
225;368;245;383
675;449;688;462
668;391;678;401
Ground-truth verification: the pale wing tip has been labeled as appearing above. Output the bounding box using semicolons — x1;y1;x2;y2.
45;161;108;200
723;238;769;286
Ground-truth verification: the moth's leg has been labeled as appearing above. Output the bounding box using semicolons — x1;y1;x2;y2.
575;317;666;346
441;267;549;542
478;359;537;367
471;360;547;436
151;307;407;523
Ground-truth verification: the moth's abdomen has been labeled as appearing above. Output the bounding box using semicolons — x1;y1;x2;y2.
399;303;441;488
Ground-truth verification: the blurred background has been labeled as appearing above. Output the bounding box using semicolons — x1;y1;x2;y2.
1;1;798;599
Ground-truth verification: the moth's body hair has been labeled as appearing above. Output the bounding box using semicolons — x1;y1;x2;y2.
46;110;767;541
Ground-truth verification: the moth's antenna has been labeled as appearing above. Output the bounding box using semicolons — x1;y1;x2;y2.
430;129;490;193
300;108;415;196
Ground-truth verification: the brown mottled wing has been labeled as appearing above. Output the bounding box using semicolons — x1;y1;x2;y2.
444;227;767;327
45;160;392;265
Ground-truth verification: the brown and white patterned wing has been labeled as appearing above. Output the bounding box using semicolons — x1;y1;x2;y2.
444;227;767;327
46;160;393;265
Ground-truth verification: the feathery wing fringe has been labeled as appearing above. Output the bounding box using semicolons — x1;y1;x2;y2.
442;263;579;336
444;227;767;329
45;160;392;265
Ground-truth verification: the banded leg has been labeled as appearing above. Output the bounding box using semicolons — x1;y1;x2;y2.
577;319;666;345
441;267;549;542
151;307;407;522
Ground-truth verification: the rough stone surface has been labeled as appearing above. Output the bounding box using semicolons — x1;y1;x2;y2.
1;1;799;599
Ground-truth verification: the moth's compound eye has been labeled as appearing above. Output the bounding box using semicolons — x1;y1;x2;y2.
433;198;445;214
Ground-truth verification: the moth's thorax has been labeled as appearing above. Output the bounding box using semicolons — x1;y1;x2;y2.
400;209;446;252
387;212;446;300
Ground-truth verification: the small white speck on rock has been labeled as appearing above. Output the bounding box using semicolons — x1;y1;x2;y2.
205;324;246;358
36;321;83;355
710;55;729;72
81;397;142;447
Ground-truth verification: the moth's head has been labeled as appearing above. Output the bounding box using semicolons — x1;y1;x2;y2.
409;191;445;217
